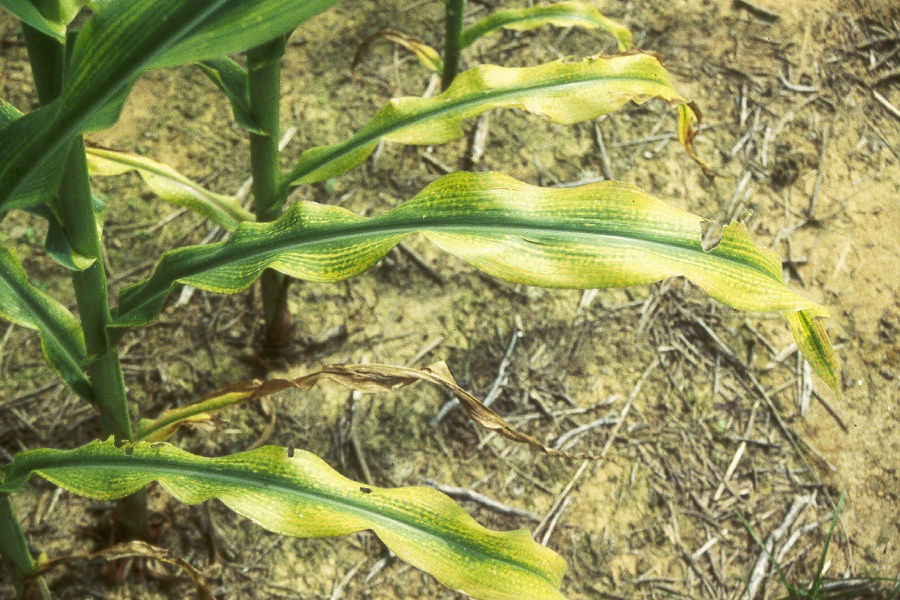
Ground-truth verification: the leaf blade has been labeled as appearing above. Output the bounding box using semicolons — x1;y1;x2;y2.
0;245;92;401
196;57;265;134
460;2;632;52
113;171;833;375
785;309;840;397
0;0;336;211
0;0;65;39
283;52;702;189
85;146;254;230
1;439;567;600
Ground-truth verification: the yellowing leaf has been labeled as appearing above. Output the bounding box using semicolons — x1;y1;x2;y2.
113;171;833;377
85;146;254;231
282;53;705;190
460;2;632;52
1;439;567;600
352;29;444;74
786;309;840;397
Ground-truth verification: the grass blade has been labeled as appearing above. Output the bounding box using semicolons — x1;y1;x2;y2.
460;2;632;52
114;171;832;376
810;491;846;597
1;439;568;600
282;52;706;190
85;146;254;231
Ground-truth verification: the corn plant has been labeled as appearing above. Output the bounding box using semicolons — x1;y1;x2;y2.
0;0;841;598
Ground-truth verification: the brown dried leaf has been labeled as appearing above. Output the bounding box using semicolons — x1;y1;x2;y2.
137;362;592;459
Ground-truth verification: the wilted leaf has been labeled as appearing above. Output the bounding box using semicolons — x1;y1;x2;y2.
31;541;213;600
85;146;254;231
677;102;713;180
460;2;632;52
352;29;444;74
282;52;706;190
1;439;568;600
136;362;582;458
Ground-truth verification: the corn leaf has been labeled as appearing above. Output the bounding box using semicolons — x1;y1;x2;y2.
786;309;840;396
0;0;66;39
196;57;265;135
0;0;337;212
460;2;633;52
0;245;93;401
23;202;98;270
1;100;99;270
282;52;706;190
0;439;568;600
113;171;831;374
85;146;254;231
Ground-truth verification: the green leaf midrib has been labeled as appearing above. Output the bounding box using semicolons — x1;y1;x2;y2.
284;72;664;186
12;453;554;583
121;212;779;320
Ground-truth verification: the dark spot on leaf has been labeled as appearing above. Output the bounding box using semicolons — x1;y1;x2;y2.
359;486;372;494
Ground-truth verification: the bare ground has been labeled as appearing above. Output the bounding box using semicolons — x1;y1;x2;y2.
1;0;899;598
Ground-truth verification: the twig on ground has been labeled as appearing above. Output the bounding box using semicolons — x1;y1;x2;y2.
396;243;445;285
533;358;659;539
594;119;614;180
425;480;541;522
329;558;366;600
873;90;900;120
540;496;571;546
746;495;813;599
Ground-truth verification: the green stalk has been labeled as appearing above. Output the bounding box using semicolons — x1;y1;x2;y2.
22;24;64;105
22;28;147;542
60;137;148;539
441;0;466;90
0;495;51;600
247;36;293;354
59;138;133;440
